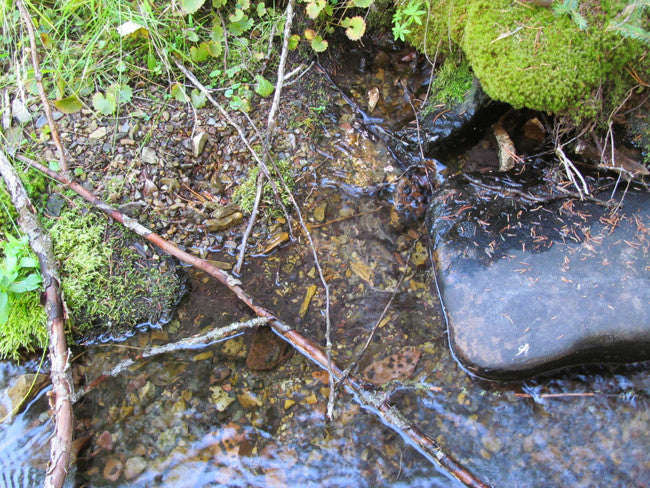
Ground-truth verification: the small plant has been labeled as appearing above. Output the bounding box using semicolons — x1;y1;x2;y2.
392;0;427;42
0;234;42;325
428;58;474;106
552;0;588;30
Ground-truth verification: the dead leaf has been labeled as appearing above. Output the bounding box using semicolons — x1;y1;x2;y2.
350;260;373;284
299;284;317;318
367;87;380;112
360;346;421;385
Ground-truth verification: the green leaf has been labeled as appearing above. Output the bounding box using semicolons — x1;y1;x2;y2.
310;35;328;53
92;92;116;115
211;20;225;42
237;0;250;10
108;84;132;104
54;94;83;114
288;34;301;50
18;257;38;268
351;0;374;7
256;2;267;17
229;8;245;22
207;40;223;57
191;89;207;108
9;273;42;293
213;0;227;7
341;16;366;41
171;82;190;103
190;42;211;63
254;75;274;97
306;0;326;19
180;0;206;14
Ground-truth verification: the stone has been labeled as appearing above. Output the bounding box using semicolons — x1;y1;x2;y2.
192;132;209;157
89;126;107;139
141;146;159;165
396;78;508;158
429;170;650;380
7;374;49;415
123;456;147;480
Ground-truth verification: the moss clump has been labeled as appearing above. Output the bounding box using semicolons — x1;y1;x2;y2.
47;206;182;335
0;287;47;360
401;0;649;120
428;58;474;107
233;159;295;214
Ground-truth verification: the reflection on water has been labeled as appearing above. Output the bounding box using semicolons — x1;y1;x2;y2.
0;361;59;488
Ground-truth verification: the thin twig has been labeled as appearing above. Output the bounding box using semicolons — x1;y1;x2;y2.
21;155;488;488
0;151;72;488
265;0;296;145
16;0;69;176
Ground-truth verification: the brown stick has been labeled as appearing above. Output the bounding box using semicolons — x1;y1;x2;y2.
20;155;489;488
0;151;73;488
16;0;69;175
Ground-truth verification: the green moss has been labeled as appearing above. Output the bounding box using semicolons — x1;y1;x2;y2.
47;206;182;334
402;0;650;120
428;58;474;106
0;290;47;360
233;159;295;214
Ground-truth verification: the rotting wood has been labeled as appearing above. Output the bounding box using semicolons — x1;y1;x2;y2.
0;151;73;488
20;155;490;488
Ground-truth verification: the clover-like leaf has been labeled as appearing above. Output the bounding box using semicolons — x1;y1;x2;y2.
310;35;328;53
341;16;366;41
55;94;83;114
171;82;190;103
306;0;326;19
92;92;116;115
191;89;207;108
288;34;301;50
254;75;274;97
351;0;374;7
190;42;211;63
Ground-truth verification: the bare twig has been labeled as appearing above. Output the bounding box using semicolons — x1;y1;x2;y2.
265;0;296;144
22;156;488;488
16;0;69;176
77;317;267;400
0;151;72;488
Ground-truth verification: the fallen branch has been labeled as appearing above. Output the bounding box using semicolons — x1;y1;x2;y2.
0;151;72;488
21;155;489;488
16;0;69;176
76;317;267;400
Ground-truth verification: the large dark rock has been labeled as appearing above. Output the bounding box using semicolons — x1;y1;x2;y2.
429;171;650;380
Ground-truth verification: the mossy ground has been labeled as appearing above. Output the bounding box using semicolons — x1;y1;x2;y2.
402;0;649;121
0;183;184;359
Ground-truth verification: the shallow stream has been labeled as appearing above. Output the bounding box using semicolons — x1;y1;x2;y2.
1;45;648;487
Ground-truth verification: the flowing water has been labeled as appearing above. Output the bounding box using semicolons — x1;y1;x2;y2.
1;43;648;487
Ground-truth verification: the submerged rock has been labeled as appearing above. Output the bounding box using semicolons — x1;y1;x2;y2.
429;171;649;380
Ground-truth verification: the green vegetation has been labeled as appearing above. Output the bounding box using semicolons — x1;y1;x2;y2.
0;235;47;360
234;159;295;214
428;58;473;106
395;0;649;120
46;206;182;335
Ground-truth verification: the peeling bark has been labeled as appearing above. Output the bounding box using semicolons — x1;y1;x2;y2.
0;151;73;488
